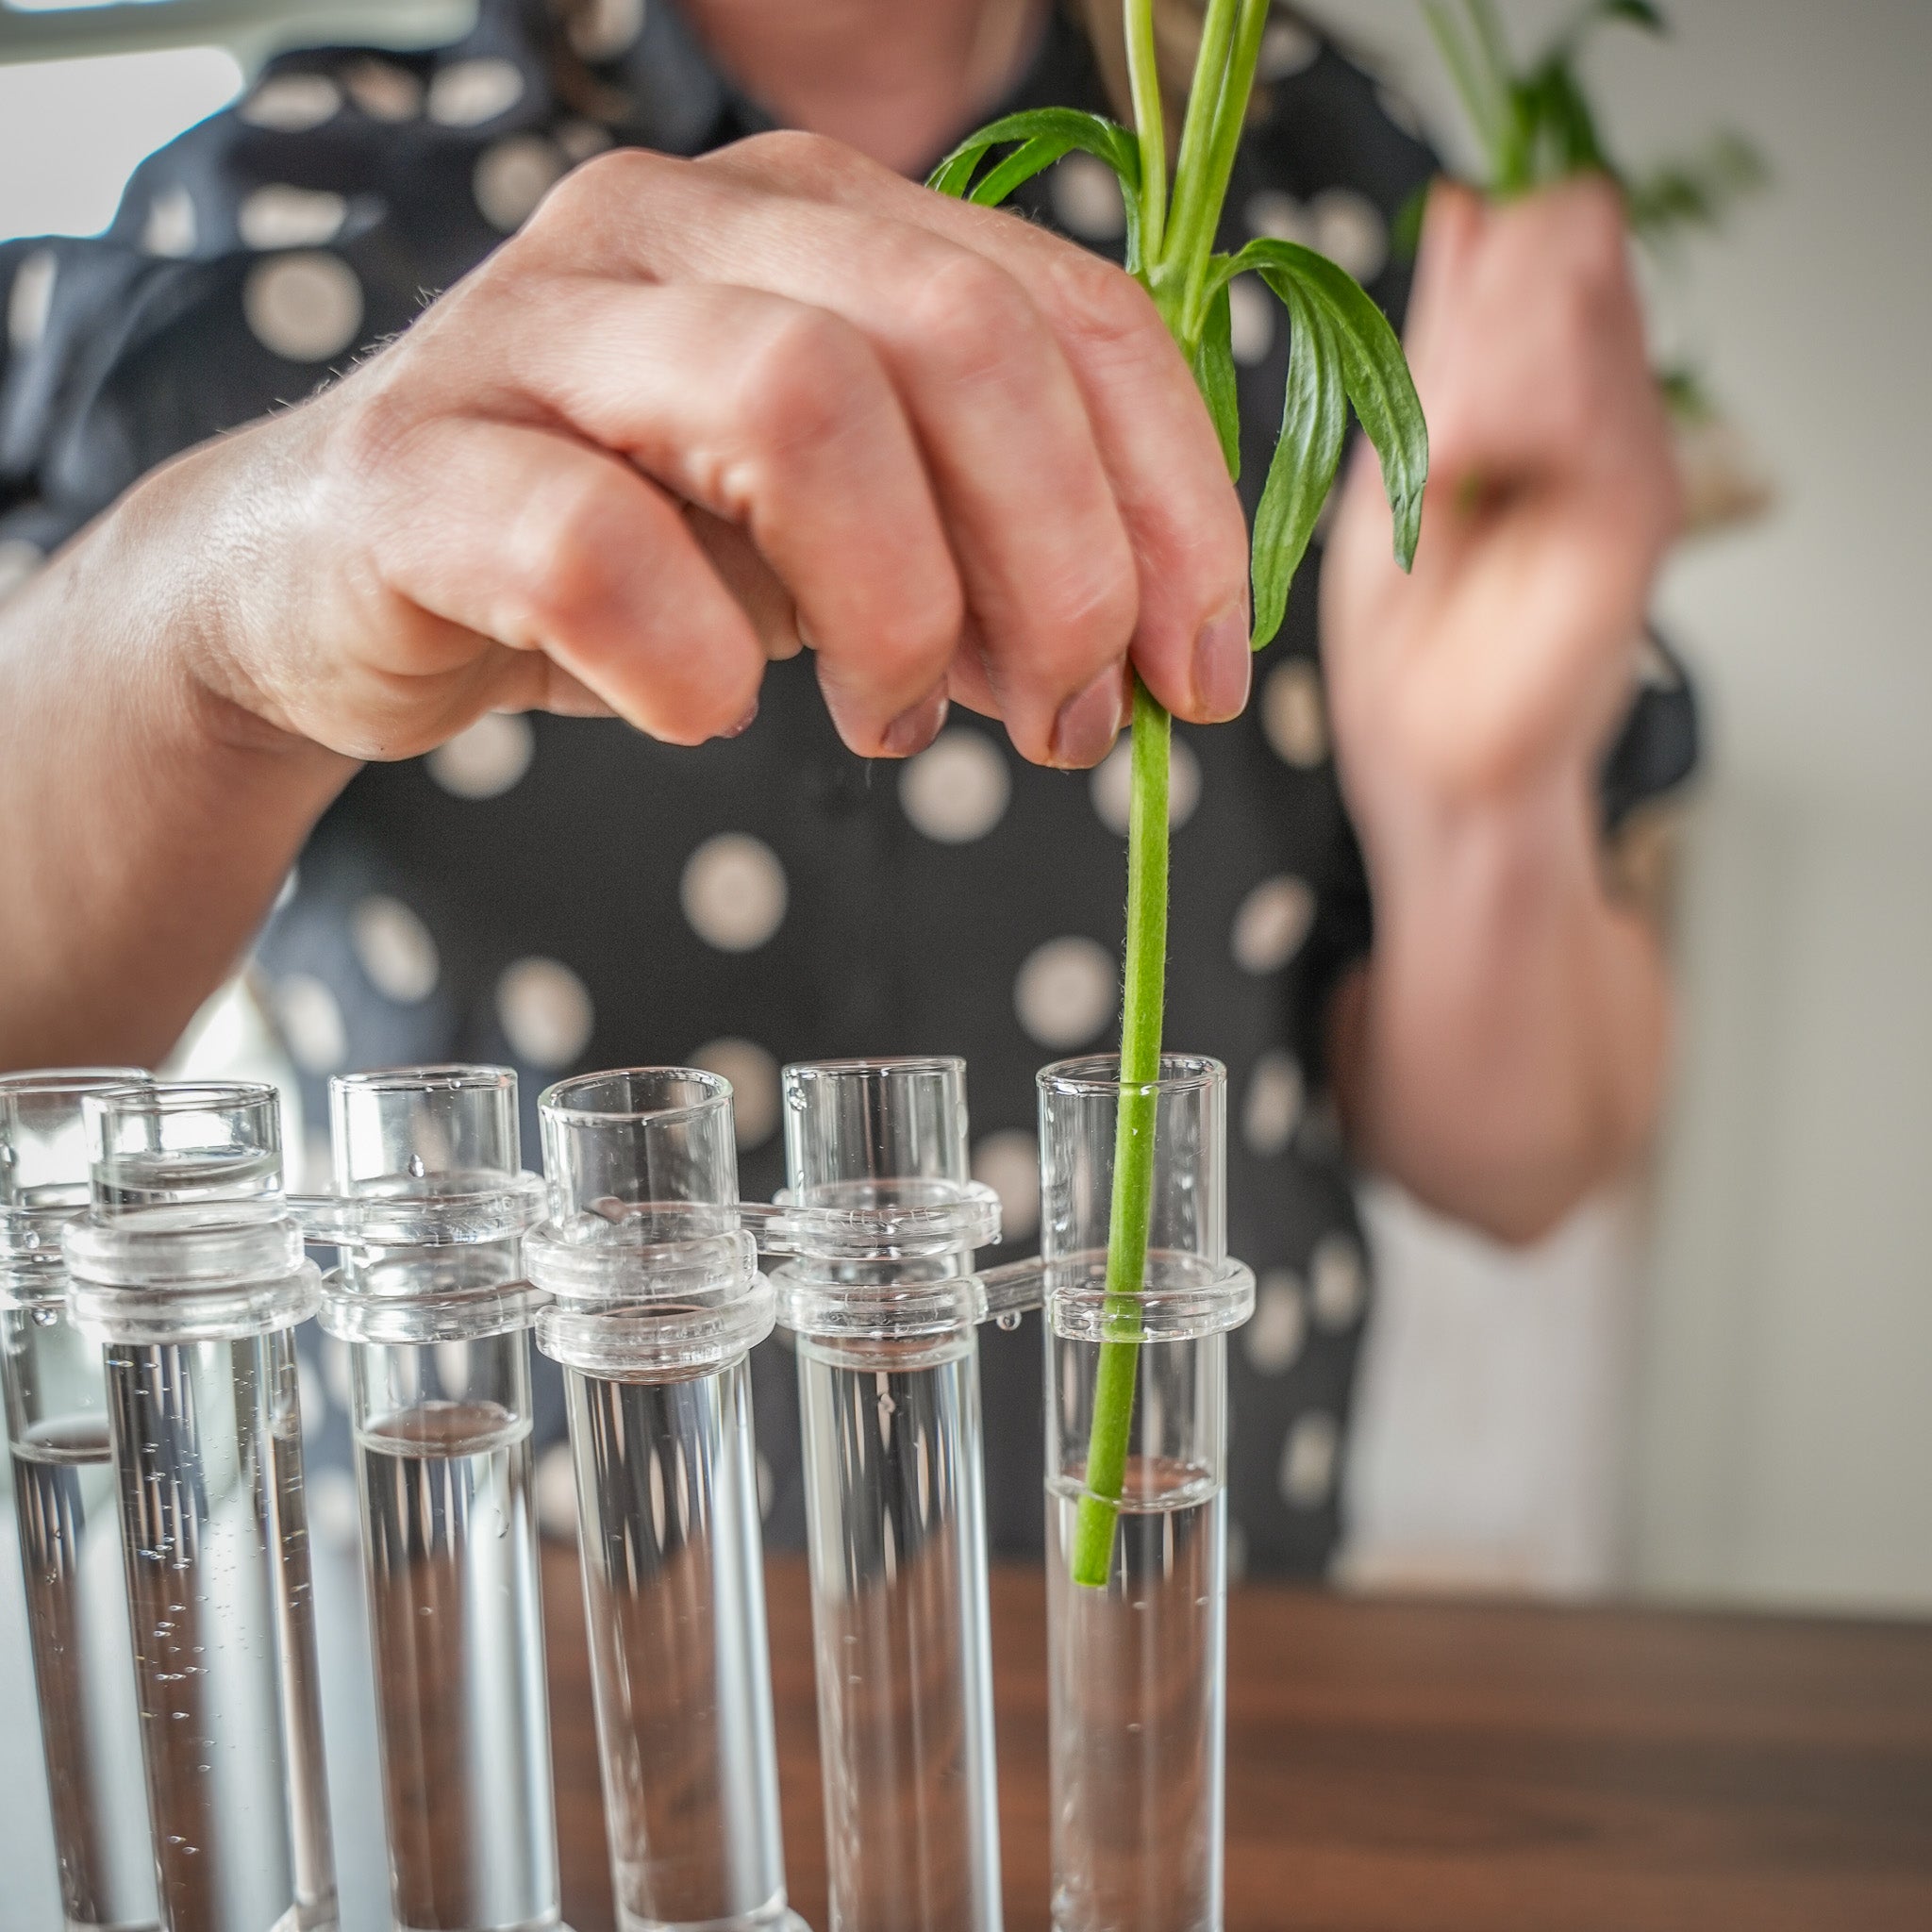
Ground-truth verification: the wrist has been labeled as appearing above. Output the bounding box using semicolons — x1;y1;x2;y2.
1352;755;1605;938
101;432;358;786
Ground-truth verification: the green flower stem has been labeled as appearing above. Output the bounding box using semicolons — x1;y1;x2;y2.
1176;0;1273;335
1070;675;1171;1588
1124;0;1166;264
1072;0;1266;1592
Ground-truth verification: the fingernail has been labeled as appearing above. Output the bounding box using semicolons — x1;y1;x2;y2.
1193;602;1252;721
881;687;949;758
1051;665;1126;769
721;702;758;740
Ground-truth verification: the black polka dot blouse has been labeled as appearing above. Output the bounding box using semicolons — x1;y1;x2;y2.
0;0;1695;1576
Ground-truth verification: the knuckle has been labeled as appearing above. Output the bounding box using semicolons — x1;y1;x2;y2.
1035;545;1140;668
905;251;1041;388
511;474;632;637
733;305;875;459
717;127;849;189
542;144;670;222
1049;248;1163;355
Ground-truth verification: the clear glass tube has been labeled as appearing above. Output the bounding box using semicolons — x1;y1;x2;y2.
1;1070;159;1932
535;1069;803;1932
1037;1055;1251;1932
322;1066;562;1932
779;1058;1001;1932
68;1081;337;1932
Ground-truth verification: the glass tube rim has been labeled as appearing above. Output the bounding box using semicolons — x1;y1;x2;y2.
87;1077;279;1118
783;1053;966;1083
1037;1051;1225;1098
541;1065;732;1129
0;1066;151;1107
332;1063;516;1099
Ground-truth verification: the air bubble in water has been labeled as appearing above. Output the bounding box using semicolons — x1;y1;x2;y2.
876;1391;897;1417
995;1310;1022;1332
407;1154;426;1179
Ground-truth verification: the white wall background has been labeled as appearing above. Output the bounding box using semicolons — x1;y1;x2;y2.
1307;0;1932;1614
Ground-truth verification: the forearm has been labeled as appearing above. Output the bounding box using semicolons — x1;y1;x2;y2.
0;456;355;1071
1331;771;1670;1243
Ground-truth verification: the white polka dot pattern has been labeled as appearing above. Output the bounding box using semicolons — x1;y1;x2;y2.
0;537;44;605
307;1467;361;1549
1258;19;1321;78
1243;190;1313;246
569;0;647;60
426;712;535;799
972;1129;1040;1242
350;895;439;1004
1050;152;1126;241
8;248;56;352
475;135;564;232
1232;874;1315;974
1309;1232;1367;1330
1310;189;1389;284
1225;1517;1250;1581
681;833;787;952
428;58;525;128
535;1441;579;1541
1242;1268;1307;1374
240;75;342;133
243;252;362;361
1374;83;1425;141
557;119;614;163
1278;1409;1339;1508
1241;1049;1304;1157
496;958;595;1069
275;973;348;1074
1227;275;1274;366
433;1341;471;1394
900;730;1010;844
691;1037;780;1149
142;184;197;258
294;1352;325;1435
344;58;423;123
1261;658;1327;766
320;1335;354;1414
1014;937;1117;1050
1090;734;1200;837
239;185;347;250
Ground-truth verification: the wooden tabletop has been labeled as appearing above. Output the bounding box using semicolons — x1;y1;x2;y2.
541;1546;1932;1932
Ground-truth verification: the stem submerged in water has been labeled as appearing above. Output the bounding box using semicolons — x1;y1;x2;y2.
1070;678;1170;1588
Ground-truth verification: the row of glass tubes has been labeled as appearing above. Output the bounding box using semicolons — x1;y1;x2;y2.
0;1055;1249;1932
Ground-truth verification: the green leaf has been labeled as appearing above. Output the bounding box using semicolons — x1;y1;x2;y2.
1218;240;1429;574
927;108;1144;270
1248;278;1345;649
1191;275;1241;483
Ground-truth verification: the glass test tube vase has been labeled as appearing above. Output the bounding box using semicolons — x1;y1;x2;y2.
774;1058;1006;1932
530;1069;806;1932
1;1070;159;1932
63;1080;338;1932
302;1067;565;1932
1037;1056;1255;1932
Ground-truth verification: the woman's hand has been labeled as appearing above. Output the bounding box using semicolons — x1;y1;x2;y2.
165;129;1252;772
1319;176;1679;1241
1322;175;1681;843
